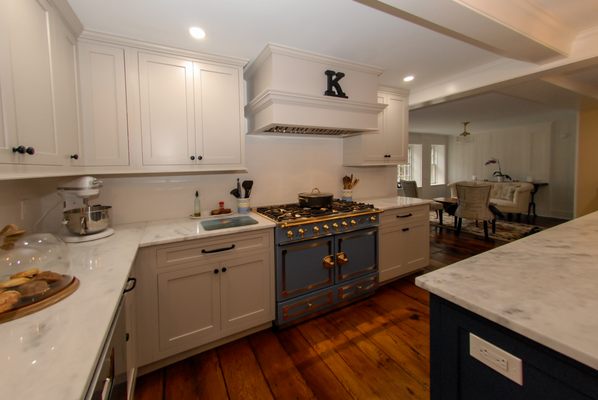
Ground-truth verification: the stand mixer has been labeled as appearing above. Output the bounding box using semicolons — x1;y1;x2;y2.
57;176;114;243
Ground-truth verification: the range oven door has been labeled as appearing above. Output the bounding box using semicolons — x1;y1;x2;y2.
276;236;335;301
335;227;378;283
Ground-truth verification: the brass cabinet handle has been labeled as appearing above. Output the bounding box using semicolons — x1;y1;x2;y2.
336;251;349;266
322;255;335;269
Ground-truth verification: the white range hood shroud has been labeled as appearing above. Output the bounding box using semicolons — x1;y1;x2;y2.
244;44;387;136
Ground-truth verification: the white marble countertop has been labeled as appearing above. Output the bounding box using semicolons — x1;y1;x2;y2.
416;211;598;370
364;196;432;210
0;212;274;400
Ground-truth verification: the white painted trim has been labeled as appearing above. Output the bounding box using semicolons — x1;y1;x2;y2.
48;0;83;37
378;85;410;96
79;30;248;67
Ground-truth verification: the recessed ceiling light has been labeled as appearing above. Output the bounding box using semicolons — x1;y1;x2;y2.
403;75;415;82
189;26;206;40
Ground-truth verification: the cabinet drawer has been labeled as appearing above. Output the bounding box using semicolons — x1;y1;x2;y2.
336;272;378;303
380;205;429;227
156;230;272;268
278;288;335;325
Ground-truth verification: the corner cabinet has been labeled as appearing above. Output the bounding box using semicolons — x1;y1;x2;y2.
343;86;408;166
134;229;274;368
379;204;430;282
0;0;80;166
138;52;243;167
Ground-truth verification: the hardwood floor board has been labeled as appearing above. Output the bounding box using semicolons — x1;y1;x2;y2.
248;330;316;400
390;279;430;306
135;369;164;400
297;320;384;399
325;306;430;397
164;356;202;400
276;327;354;400
368;290;430;338
217;338;274;400
316;315;428;399
192;349;229;400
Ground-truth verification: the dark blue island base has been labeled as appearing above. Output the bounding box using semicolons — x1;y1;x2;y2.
430;294;598;400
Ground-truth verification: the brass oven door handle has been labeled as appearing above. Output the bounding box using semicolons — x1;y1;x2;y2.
322;255;335;269
336;251;349;266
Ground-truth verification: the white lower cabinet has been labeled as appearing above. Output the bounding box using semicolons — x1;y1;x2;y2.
379;205;430;282
135;229;274;368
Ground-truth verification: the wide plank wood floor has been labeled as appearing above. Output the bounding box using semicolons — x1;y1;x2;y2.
136;215;566;400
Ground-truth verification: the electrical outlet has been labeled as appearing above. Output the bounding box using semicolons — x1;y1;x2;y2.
469;333;523;385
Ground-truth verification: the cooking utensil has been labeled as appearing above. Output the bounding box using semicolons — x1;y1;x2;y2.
298;188;333;208
236;178;241;196
242;180;253;198
230;188;241;198
62;205;111;235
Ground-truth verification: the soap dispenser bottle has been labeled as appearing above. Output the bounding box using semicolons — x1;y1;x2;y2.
194;190;201;217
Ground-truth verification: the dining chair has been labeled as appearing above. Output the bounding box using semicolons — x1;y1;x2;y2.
399;179;443;218
455;183;495;239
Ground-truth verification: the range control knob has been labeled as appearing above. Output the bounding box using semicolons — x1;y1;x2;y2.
350;219;357;226
286;230;294;239
298;228;306;238
341;221;348;228
332;222;339;230
313;226;320;234
370;216;377;222
322;224;330;231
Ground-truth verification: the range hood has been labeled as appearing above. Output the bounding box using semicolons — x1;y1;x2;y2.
244;44;387;137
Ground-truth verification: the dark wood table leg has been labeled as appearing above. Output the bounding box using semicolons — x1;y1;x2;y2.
438;209;443;226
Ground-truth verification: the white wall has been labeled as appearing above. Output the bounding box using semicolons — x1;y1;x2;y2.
0;135;398;233
447;113;577;218
408;132;449;199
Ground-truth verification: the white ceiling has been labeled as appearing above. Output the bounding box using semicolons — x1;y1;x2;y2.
67;0;598;135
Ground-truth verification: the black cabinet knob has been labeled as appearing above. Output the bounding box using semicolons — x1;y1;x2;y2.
190;155;195;161
25;147;35;155
221;267;227;273
197;155;203;161
12;146;26;154
70;154;79;160
213;269;219;274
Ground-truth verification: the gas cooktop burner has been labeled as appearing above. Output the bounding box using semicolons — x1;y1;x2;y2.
256;200;376;223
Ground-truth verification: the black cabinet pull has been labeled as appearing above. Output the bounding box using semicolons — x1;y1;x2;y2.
12;146;25;154
26;147;35;155
123;277;136;293
213;269;219;274
402;227;410;232
197;155;203;160
202;244;235;254
190;155;195;160
221;267;227;272
396;213;413;218
70;154;79;160
125;333;130;342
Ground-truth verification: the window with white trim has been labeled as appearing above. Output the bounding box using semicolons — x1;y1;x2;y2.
430;144;446;185
398;144;422;187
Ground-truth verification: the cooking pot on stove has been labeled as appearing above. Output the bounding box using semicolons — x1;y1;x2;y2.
298;188;333;208
62;205;111;235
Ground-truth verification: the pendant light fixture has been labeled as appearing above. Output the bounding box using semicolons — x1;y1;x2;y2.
456;121;473;143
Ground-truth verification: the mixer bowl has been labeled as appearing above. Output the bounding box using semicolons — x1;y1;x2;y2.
63;205;111;235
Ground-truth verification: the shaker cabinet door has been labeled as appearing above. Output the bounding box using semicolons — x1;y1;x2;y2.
78;42;129;166
335;228;378;282
139;52;196;165
193;62;242;165
157;265;220;352
220;252;273;336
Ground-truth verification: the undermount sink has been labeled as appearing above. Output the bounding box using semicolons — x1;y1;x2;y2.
200;216;258;231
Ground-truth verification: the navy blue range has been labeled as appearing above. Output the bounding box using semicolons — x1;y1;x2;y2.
256;200;381;326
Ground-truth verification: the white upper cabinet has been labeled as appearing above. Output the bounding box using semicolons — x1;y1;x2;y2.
343;87;409;166
0;0;80;165
138;52;243;167
77;41;129;166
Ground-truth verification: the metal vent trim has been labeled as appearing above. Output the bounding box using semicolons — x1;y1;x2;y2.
263;125;362;136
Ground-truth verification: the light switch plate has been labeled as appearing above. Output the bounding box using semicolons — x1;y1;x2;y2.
469;333;523;385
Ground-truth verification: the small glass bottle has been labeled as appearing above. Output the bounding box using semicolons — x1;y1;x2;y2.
194;190;201;217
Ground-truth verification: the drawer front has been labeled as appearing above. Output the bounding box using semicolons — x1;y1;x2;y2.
277;288;335;325
336;272;378;303
156;229;272;268
380;204;429;227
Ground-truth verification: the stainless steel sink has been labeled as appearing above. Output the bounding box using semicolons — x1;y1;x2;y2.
200;216;258;231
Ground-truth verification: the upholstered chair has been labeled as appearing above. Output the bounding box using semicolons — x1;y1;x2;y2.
399;179;443;217
455;183;495;239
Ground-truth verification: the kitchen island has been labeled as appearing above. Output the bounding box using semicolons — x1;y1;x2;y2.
0;212;275;400
416;211;598;399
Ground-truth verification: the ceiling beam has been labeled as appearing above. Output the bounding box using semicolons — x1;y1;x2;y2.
541;75;598;100
356;0;573;63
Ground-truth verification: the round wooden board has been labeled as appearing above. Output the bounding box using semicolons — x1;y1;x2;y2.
0;277;80;324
